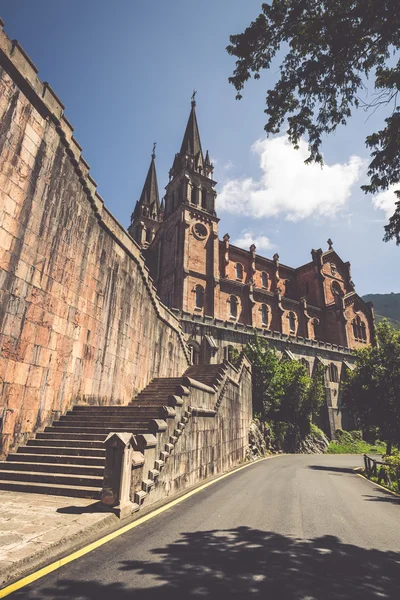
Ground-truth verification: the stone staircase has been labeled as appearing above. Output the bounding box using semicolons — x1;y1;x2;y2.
0;377;186;499
184;363;226;389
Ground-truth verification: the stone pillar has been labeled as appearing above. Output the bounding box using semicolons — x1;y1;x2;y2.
101;432;143;518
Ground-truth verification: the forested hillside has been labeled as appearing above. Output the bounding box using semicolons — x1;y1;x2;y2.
362;293;400;330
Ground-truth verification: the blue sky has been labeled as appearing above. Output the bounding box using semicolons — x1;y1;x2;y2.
1;1;398;295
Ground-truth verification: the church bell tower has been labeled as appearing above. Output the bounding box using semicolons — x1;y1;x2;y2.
154;94;220;316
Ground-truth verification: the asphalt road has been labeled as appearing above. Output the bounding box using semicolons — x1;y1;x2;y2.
11;455;400;599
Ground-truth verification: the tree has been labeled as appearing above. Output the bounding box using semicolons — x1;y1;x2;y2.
343;321;400;454
243;336;325;442
243;335;279;415
227;1;400;243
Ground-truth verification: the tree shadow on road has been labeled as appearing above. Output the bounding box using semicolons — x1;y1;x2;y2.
363;490;400;505
308;464;356;474
14;526;400;600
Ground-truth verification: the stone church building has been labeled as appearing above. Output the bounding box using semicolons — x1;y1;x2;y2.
0;14;376;481
128;98;375;413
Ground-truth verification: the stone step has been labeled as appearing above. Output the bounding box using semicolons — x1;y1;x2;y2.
0;460;104;476
49;425;146;435
18;445;105;457
27;439;105;449
0;469;103;488
133;398;176;406
37;432;108;442
131;401;172;407
8;452;105;466
71;406;158;414
52;421;151;430
64;410;159;419
134;392;175;398
152;377;184;381
0;479;101;499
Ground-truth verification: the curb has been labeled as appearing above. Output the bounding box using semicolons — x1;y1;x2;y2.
0;453;280;597
354;467;400;498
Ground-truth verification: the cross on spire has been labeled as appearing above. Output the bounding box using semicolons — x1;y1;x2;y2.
191;89;197;106
152;142;157;159
327;238;333;250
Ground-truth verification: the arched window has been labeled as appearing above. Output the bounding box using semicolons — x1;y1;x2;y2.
261;304;269;326
330;263;337;276
191;184;197;205
352;315;367;342
235;263;244;281
165;290;172;308
328;363;338;383
311;318;320;339
288;312;296;333
195;285;204;309
201;188;207;209
361;321;367;341
146;227;152;243
188;341;200;365
332;281;342;296
300;358;310;376
230;295;238;319
261;272;269;288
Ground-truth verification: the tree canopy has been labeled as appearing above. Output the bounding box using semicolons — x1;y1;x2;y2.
343;321;400;454
243;336;325;444
227;1;400;243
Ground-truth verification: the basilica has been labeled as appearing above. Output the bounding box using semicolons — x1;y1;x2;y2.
128;97;375;369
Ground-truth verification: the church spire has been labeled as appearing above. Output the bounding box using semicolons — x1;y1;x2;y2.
164;94;217;218
179;91;203;159
132;144;160;222
169;94;206;179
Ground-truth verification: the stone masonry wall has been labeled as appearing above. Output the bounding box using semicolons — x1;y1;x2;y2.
141;359;253;507
0;31;190;457
176;310;356;437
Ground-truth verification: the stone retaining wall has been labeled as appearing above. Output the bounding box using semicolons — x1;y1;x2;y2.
0;25;190;457
103;357;253;514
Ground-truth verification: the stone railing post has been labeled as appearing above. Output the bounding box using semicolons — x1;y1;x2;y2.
101;432;143;518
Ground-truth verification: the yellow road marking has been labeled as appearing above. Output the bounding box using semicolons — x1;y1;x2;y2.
0;454;280;597
356;471;400;497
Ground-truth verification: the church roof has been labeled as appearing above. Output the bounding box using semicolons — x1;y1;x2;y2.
179;99;204;161
132;150;160;221
169;98;212;179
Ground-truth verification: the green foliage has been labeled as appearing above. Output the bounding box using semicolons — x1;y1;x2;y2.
227;1;400;243
243;335;325;449
327;429;386;454
343;321;400;453
228;347;241;367
244;335;279;415
383;455;400;487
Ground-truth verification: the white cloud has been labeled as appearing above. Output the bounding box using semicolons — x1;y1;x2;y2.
217;136;364;221
233;231;274;252
222;160;233;171
372;185;399;219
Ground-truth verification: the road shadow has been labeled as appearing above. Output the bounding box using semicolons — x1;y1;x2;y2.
308;465;356;474
13;526;400;599
363;490;400;505
57;502;110;515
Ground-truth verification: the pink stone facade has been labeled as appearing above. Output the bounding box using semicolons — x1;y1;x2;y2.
0;33;189;457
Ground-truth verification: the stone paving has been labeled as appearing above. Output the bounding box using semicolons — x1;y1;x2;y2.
0;490;115;589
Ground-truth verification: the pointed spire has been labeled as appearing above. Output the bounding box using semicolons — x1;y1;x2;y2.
132;146;160;222
179;94;203;160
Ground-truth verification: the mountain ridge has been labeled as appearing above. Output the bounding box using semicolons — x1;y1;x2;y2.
362;293;400;330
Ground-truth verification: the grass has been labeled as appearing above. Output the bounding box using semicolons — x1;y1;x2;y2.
327;441;386;454
326;430;386;455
